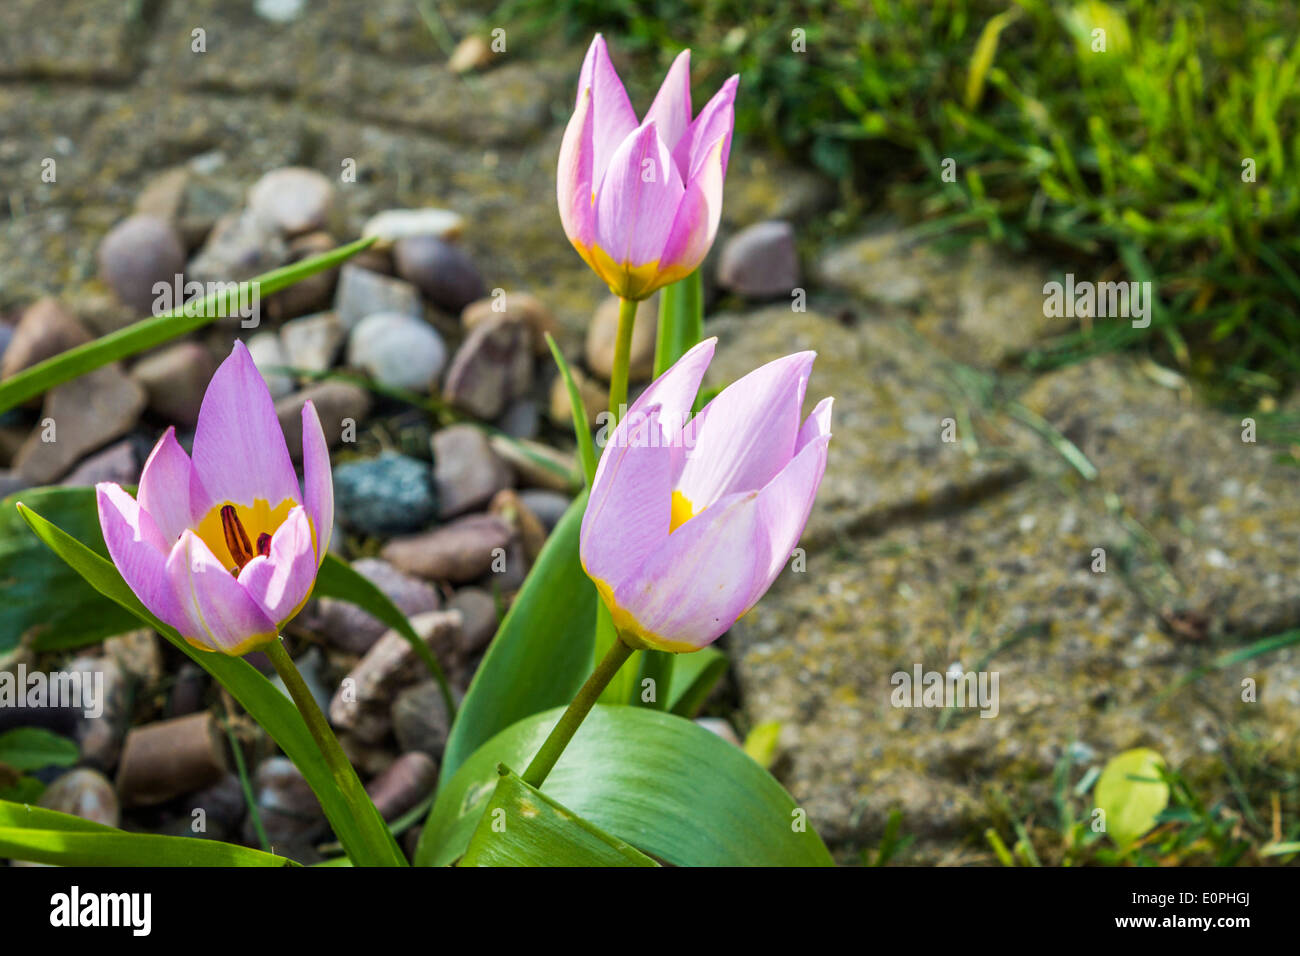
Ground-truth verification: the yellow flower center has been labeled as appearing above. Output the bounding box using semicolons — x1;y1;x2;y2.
669;489;697;533
194;498;296;575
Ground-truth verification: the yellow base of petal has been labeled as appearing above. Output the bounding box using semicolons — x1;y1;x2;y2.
589;573;700;654
572;241;696;302
182;630;278;657
194;498;296;570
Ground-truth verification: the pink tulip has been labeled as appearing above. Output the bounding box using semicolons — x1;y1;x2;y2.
96;341;333;655
581;339;832;652
557;35;738;300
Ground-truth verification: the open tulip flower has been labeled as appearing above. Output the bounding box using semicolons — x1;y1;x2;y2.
96;341;333;655
557;34;738;300
581;339;832;653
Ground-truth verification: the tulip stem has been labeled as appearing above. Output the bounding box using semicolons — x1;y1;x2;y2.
608;297;639;424
521;637;636;789
264;638;400;866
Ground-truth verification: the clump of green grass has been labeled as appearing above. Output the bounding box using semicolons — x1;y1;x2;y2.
501;0;1300;409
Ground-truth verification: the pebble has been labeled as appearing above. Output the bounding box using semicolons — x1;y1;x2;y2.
393;236;486;313
442;315;533;419
167;663;208;718
448;34;493;74
329;610;464;743
517;489;572;530
695;717;742;748
104;628;164;690
115;711;228;807
489;488;547;562
391;681;458;760
185;774;247;842
248;166;335;236
267;231;338;319
431;424;512;518
134;166;242;250
97;215;187;314
334;264;423;329
130;341;220;426
38;769;120;828
299;557;441;655
346;311;447;392
462;291;559;356
586;293;658;382
488;435;577;492
716;220;800;297
334;451;439;535
61;439;138;487
274;381;373;460
187;207;288;286
365;751;439;821
548;362;607;428
445;587;498;657
381;514;514;583
279;311;345;374
361;208;464;247
246;330;295;399
0;298;91;380
247;756;326;851
15;365;146;484
498;398;540;439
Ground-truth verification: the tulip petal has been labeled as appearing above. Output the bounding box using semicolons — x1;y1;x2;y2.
556;82;597;248
615;489;765;651
582;403;673;593
673;74;738;183
166;530;278;654
593;121;685;274
578;34;638;183
96;482;190;634
675;351;816;510
657;135;725;280
605;337;715;470
300;400;333;565
238;506;317;626
644;50;693;158
136;427;197;544
190;340;300;515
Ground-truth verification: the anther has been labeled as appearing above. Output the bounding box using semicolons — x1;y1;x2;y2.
221;505;254;570
257;533;272;557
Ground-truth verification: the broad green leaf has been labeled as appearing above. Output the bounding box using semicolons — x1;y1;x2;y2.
1094;747;1170;849
0;487;139;655
458;766;658;867
0;237;375;414
438;492;599;783
0;777;44;804
0;728;78;771
316;554;454;722
635;644;673;710
543;333;597;489
417;704;834;867
654;269;704;377
666;646;727;717
16;503;405;867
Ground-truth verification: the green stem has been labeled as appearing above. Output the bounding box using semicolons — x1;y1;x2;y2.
521;637;636;788
264;638;397;865
608;296;639;424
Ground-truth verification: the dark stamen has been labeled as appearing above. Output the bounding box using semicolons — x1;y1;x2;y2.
257;533;272;557
221;505;254;570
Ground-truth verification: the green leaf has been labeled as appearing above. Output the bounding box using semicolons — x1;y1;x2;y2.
1094;747;1170;849
0;487;139;656
15;502;405;867
315;554;455;724
438;491;600;783
417;704;833;867
654;269;704;378
666;645;727;717
0;801;294;866
0;237;376;415
742;720;782;769
0;728;79;771
543;333;597;489
458;766;658;867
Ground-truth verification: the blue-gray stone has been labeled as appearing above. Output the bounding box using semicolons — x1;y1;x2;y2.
334;452;438;536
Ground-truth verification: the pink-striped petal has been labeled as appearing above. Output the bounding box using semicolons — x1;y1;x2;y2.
593;121;685;270
657;135;725;279
675;351;815;510
581;404;672;593
556;82;597;248
605;337;715;466
673;74;738;183
165;530;278;653
190;340;300;515
238;506;317;626
136;427;196;544
96;482;190;634
300;401;333;566
644;50;693;158
578;34;638;184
